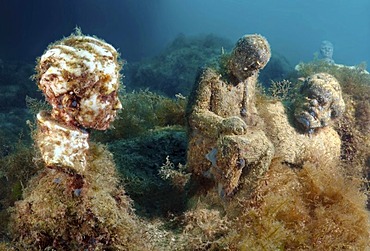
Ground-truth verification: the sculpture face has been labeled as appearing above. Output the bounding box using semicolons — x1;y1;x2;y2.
228;34;271;81
294;73;345;132
320;40;334;60
37;35;122;130
76;85;122;130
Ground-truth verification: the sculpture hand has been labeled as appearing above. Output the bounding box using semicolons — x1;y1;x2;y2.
220;116;247;135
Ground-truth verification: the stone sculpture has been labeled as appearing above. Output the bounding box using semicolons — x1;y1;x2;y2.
294;72;345;133
187;34;274;196
35;34;122;173
319;40;334;64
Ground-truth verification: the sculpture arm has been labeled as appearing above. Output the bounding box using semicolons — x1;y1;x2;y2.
188;69;223;138
188;68;246;137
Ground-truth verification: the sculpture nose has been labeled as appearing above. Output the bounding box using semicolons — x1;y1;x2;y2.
114;99;122;110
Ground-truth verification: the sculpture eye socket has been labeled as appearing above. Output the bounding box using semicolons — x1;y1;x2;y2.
68;95;80;108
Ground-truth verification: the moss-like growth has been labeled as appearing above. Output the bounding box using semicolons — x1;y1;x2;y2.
10;143;149;250
92;90;187;142
172;157;369;251
225;159;370;250
178;203;231;250
0;242;15;250
0;140;39;240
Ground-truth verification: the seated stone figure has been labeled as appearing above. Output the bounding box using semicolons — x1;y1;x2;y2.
187;34;274;196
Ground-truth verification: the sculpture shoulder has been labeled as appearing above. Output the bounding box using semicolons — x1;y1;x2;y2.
187;67;220;105
196;67;222;87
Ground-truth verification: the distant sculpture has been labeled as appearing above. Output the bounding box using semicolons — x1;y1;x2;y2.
187;34;274;196
319;40;334;64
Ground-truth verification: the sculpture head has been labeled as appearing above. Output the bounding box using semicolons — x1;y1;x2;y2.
228;34;271;81
320;40;334;63
37;34;122;130
294;73;345;133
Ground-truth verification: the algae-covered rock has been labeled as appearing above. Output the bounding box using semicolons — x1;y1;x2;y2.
126;34;233;96
11;143;149;250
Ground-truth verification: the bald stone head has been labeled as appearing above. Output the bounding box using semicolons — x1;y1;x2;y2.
228;34;271;81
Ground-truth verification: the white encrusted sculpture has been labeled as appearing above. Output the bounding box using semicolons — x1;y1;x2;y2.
35;32;122;172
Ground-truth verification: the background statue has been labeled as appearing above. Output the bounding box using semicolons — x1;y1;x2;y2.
319;40;334;64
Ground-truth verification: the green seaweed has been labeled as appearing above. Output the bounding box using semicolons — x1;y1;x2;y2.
92;90;187;142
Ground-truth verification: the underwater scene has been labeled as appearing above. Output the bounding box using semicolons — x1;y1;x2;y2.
0;0;369;250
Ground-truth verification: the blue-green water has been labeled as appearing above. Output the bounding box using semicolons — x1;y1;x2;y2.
0;0;369;65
